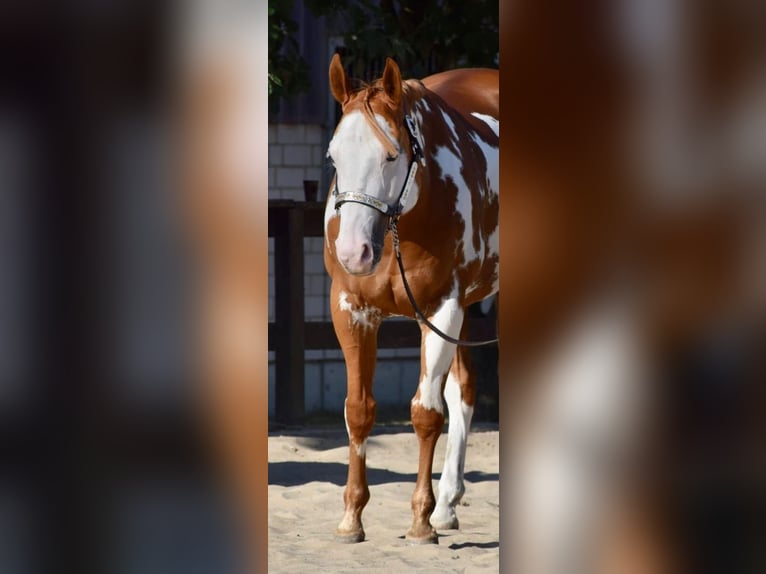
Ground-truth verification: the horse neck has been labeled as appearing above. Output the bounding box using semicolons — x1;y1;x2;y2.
406;91;464;211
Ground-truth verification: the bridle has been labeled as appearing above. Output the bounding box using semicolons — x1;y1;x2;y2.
332;112;499;348
333;114;424;220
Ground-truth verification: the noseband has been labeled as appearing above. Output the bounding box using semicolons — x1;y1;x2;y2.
331;112;499;348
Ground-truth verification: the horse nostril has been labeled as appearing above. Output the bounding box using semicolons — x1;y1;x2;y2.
360;243;372;263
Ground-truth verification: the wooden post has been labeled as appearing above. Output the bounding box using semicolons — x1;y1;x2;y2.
274;205;306;424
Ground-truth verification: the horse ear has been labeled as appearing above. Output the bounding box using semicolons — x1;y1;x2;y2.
329;53;350;105
381;57;402;104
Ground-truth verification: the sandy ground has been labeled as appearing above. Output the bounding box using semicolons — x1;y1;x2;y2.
268;423;499;573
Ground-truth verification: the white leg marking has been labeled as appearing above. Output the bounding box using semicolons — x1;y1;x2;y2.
431;370;474;529
343;400;368;458
355;438;367;458
412;297;464;414
343;400;350;438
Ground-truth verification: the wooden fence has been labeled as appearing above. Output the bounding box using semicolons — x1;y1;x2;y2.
268;200;496;424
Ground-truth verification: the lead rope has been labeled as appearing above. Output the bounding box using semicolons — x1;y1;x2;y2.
390;216;499;347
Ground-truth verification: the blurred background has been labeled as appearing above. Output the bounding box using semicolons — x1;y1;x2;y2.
0;1;254;573
499;2;766;572
0;0;764;572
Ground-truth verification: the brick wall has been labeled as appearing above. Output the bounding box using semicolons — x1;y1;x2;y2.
267;123;328;324
267;124;325;202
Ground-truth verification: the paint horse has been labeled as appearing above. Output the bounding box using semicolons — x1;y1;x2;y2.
323;54;499;544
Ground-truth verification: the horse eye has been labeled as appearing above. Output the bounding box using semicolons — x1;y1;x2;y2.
385;154;398;162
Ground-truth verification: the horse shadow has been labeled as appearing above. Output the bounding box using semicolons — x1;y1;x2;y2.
268;461;499;487
269;461;414;487
448;541;500;550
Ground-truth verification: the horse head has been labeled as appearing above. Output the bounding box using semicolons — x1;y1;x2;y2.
327;54;418;276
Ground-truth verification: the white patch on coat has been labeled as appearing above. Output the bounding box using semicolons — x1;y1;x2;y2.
433;145;480;265
432;370;474;528
470;132;500;200
355;439;367;458
471;112;500;137
338;290;380;329
409;102;431;163
412;295;463;414
440;109;460;146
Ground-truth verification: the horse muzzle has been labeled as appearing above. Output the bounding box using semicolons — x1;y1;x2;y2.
334;216;387;276
335;238;384;276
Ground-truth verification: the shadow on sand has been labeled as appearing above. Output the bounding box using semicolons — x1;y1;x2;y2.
268;461;499;487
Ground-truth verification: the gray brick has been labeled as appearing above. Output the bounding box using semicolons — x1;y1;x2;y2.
277;124;305;144
276;167;305;188
283;144;312;166
311;236;326;251
322;362;347;410
311;145;325;166
305;362;322;412
268;167;275;187
305;295;326;320
268;145;283;166
305;251;326;274
304;125;323;144
268;124;277;142
383;347;419;358
307;274;328;296
305;167;322;182
400;360;421;397
374;361;402;406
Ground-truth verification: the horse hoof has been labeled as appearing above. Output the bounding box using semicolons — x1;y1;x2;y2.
429;516;459;530
405;528;439;545
430;505;459;530
334;529;365;543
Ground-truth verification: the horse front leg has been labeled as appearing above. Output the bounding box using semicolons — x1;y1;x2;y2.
331;284;381;543
407;297;464;544
430;333;476;530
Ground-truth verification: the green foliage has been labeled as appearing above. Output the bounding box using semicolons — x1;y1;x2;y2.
269;0;311;114
268;0;499;112
305;0;498;79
